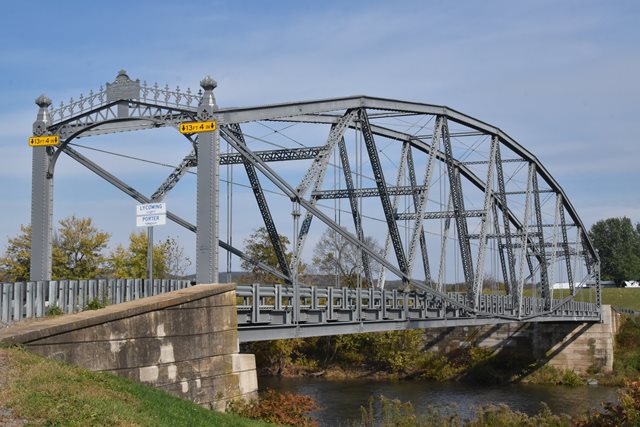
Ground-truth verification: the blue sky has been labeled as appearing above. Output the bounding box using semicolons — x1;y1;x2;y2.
0;0;638;272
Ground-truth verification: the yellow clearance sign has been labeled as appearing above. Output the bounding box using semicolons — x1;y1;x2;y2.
179;121;217;134
29;135;60;147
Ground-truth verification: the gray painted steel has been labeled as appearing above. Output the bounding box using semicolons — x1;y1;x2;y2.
236;283;600;342
28;71;600;328
30;96;54;281
195;77;220;284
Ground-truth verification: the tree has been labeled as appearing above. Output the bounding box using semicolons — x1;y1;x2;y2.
0;218;111;281
0;220;189;282
312;227;382;287
163;237;192;277
241;227;294;284
52;216;110;279
107;231;170;279
589;217;640;284
0;225;32;282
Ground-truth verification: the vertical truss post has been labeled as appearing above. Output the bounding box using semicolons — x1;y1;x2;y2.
548;193;562;294
571;230;582;295
442;118;474;286
516;163;535;317
532;168;551;309
338;138;372;285
290;110;356;275
226;123;292;283
437;197;453;293
494;143;517;295
470;136;498;309
30;95;54;281
195;76;220;285
595;257;601;310
492;203;509;292
558;196;574;295
407;117;442;280
405;144;431;282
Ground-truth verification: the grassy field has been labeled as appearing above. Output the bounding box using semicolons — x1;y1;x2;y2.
0;346;274;427
485;287;640;311
553;287;640;311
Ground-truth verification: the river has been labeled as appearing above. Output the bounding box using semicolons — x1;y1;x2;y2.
260;377;618;426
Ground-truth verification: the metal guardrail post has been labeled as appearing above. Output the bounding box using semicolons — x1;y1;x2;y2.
252;284;260;324
293;283;299;324
275;284;282;311
328;287;335;321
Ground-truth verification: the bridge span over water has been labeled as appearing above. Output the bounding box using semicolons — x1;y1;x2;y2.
20;70;601;335
0;278;600;342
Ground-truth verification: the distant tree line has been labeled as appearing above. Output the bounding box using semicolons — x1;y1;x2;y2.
2;215;636;286
589;217;640;285
0;215;191;282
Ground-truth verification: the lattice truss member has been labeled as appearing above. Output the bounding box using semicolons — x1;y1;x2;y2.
29;71;600;318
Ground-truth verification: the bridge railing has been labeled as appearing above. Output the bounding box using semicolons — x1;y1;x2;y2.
236;284;600;327
0;279;192;325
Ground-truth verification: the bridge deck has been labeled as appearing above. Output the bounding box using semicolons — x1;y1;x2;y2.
1;281;600;342
236;284;600;342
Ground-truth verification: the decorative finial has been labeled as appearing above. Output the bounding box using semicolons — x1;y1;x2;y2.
115;70;132;83
200;75;217;91
35;94;52;108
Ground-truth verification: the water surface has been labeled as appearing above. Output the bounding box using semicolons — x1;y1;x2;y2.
260;377;618;426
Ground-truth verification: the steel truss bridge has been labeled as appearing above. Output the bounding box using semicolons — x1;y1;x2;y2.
27;71;601;338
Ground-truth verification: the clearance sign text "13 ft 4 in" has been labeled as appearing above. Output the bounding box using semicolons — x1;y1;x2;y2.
179;120;217;134
29;135;60;147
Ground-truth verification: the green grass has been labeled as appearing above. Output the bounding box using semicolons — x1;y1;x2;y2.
554;288;640;311
484;287;640;311
0;347;274;427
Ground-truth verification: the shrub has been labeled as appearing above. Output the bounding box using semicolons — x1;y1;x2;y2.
355;396;569;427
85;298;106;310
227;389;319;427
524;365;585;386
46;305;63;316
415;352;462;382
575;379;640;426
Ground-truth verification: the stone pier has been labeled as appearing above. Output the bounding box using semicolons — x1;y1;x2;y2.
423;305;620;374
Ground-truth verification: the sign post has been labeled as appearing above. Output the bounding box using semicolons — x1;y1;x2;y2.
136;203;166;284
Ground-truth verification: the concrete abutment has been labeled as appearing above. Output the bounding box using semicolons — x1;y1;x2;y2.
0;284;258;411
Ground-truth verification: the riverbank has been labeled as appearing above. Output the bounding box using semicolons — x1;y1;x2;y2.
0;346;271;427
245;333;606;386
